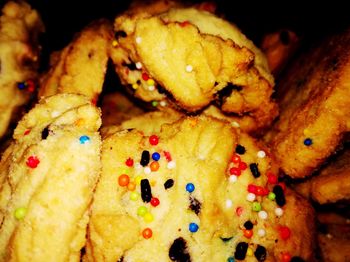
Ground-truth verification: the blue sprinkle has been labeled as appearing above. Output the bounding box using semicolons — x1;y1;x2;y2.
152;152;160;161
17;82;26;89
189;222;199;233
186;183;195;193
79;135;90;144
227;257;235;262
304;138;312;146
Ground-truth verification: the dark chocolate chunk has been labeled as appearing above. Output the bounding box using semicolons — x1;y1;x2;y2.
235;144;246;155
140;150;150;166
189;197;201;215
141;179;152;203
234;242;248;260
273;185;286;207
41;127;49;139
250;163;261;178
164;179;174;189
244;221;253;230
169;237;191;262
254;245;267;261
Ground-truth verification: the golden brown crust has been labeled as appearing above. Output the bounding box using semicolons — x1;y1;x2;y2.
38;19;113;100
265;28;350;178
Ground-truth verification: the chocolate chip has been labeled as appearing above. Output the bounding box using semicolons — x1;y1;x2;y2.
169;237;191;262
235;145;246;155
254;245;267;261
164;179;174;189
41;127;49;140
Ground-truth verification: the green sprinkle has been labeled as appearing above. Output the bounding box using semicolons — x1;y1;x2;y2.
137;206;147;216
130;192;139;201
252;202;262;212
14;207;27;220
151;101;158;107
268;192;276;200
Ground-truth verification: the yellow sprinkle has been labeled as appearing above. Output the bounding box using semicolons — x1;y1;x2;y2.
112;40;118;47
134;175;143;185
144;212;154;222
150;180;156;187
130;192;139;201
147;79;155;86
303;128;311;136
247;248;253;256
132;83;139;90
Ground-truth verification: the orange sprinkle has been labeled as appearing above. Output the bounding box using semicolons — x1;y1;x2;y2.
142;228;153;239
118;174;130;187
127;181;136;191
150;161;159;172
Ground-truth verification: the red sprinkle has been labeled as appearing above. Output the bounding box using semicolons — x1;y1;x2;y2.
243;229;253;238
281;252;291;262
164;151;172;161
26;156;40;168
125;158;134;167
142;72;150;81
24;129;31;135
256;186;265;196
267;173;278;184
279;226;291;240
142;228;153;239
229;167;241;176
149;135;159;146
248;184;257;194
238;161;248;170
236;206;244;216
150;197;160;207
232;154;241;163
26;79;35;92
180;21;191;27
262;188;270;196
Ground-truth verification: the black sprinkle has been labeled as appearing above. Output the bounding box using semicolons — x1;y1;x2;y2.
235;145;246;155
140;150;150;166
141;179;152;203
41;127;49;139
189;197;201;215
122;62;137;70
234;242;248;260
220;237;233;242
164;179;174;189
169;237;191;262
273;185;286;207
291;256;305;262
254;245;267;261
243;221;253;230
250;163;261;178
115;30;127;38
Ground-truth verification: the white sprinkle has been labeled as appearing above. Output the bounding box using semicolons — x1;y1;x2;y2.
144;166;151;174
167;161;176;169
246;193;256;202
225;199;233;208
135;163;142;169
185;65;193;72
231;121;240;128
135;62;142;69
160;101;167;107
275;207;284;217
229;175;237;183
51;111;60;117
258;210;268;220
148;85;155;91
257;150;266;158
136;36;142;44
257;228;266;237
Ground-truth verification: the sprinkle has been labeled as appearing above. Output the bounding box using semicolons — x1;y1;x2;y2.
273;185;286;207
147;79;155;86
303;138;312;146
164;179;174;189
167;161;176;169
226;199;233;208
234;242;248;260
152;152;160;161
189;197;201;215
118;174;130;187
275;207;284;217
130;192;139;201
267;173;278;184
151;101;158;107
246;193;256;202
279;226;291;240
227;257;235;262
257;150;266;158
239;161;247;170
257;229;266;237
229;175;237;183
79;135;90;144
142;72;150;80
268;192;276;200
112;40;118;47
140;150;150;166
186;183;195;193
127;182;136;191
17;82;26;89
136;36;142;44
236;207;243;216
141;179;152;203
125;158;134;167
160;101;167;107
148;85;155;91
149;135;159;145
232;154;241;163
26;156;40;168
281;252;291;262
144;166;151;174
244;221;253;230
132;83;138;89
144;212;154;222
235;145;246;155
258;210;268;220
189;222;199;232
137;206;147;216
243;229;253;238
150;161;159;172
26;80;35;91
134;175;143;185
185;65;193;72
135;62;142;69
248;184;257;194
246;248;253;256
229;167;241;176
150;197;160;207
254;245;267;261
14;207;27;220
142;228;153;239
250;163;261;178
252;202;262;212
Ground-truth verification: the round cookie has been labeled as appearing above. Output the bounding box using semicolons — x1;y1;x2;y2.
85;116;315;262
0;94;102;261
110;7;278;132
0;1;44;139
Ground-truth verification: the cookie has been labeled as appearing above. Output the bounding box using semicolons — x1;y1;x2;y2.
265;28;350;178
38;19;113;101
0;94;101;261
0;1;44;139
110;7;278;132
85;116;314;262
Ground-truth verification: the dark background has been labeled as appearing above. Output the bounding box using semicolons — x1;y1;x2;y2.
17;0;349;71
